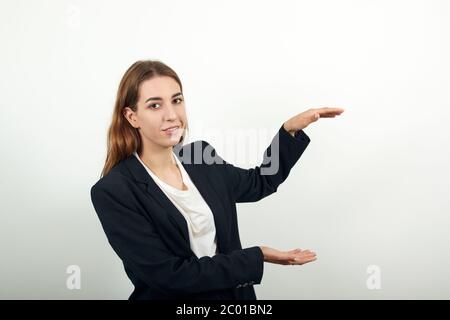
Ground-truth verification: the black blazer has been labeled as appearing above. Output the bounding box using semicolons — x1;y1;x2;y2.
90;124;310;300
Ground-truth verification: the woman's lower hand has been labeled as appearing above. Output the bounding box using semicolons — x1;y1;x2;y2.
283;107;345;134
259;246;317;265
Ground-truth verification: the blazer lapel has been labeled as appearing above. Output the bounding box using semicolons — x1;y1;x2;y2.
123;154;191;247
181;161;230;254
123;147;229;255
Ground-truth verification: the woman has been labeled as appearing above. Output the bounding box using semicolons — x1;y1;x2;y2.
90;59;344;300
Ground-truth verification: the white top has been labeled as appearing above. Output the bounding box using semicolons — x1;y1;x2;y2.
133;150;218;258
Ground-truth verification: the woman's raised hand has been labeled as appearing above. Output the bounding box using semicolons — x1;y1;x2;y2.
283;107;345;134
259;246;317;265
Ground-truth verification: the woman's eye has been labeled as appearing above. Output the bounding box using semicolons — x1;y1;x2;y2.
174;98;183;104
149;103;161;109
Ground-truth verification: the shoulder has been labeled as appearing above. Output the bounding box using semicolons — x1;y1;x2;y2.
90;159;136;201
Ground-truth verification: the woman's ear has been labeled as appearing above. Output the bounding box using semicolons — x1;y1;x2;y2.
123;107;140;129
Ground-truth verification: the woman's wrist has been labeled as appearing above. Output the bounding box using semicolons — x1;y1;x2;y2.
259;246;267;261
283;121;296;137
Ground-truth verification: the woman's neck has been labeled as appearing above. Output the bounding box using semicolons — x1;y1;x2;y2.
138;143;177;174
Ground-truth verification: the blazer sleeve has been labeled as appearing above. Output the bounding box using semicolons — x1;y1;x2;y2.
90;180;264;296
206;123;310;203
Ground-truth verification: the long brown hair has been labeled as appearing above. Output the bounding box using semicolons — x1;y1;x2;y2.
100;60;188;178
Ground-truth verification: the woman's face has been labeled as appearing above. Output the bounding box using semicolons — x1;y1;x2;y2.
124;76;187;149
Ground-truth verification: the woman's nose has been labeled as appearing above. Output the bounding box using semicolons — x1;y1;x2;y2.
163;103;178;120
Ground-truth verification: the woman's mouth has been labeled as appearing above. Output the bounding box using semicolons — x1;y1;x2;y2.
163;126;180;135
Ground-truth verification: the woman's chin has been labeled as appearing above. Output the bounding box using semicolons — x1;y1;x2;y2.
159;135;183;147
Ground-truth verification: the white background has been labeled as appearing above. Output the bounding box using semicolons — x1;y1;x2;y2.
1;0;449;299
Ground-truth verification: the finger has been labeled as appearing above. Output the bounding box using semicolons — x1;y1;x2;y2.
297;253;316;260
301;252;316;257
316;107;345;113
319;111;342;116
290;249;316;261
287;248;303;257
315;108;344;116
304;255;317;261
294;253;314;260
320;114;341;118
300;258;317;265
294;256;317;264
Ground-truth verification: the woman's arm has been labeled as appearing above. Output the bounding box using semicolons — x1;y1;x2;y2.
207;107;344;203
204;123;310;203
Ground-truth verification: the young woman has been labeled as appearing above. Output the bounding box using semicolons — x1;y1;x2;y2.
90;60;344;300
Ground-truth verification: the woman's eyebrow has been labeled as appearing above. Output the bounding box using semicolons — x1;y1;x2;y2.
145;92;182;103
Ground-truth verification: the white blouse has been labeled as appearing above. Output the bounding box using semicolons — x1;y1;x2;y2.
133;150;218;258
